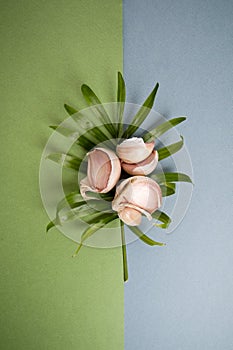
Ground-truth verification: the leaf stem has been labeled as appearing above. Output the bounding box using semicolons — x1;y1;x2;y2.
72;243;83;257
120;221;128;282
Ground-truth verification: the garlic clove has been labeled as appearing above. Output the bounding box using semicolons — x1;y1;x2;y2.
116;137;155;164
145;141;155;155
121;150;158;175
80;147;121;199
118;207;142;226
112;176;162;220
80;176;96;200
87;148;111;191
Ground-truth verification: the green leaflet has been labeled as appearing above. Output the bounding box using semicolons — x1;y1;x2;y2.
50;124;115;151
49;124;113;152
77;125;116;151
60;201;112;224
47;201;114;233
46;221;55;232
85;191;114;201
120;222;128;282
47;153;83;171
128;226;164;246
83;210;116;224
81;84;116;137
56;191;83;218
157;136;184;160
73;214;119;257
152;210;171;229
57;191;114;211
151;172;193;184
117;72;126;137
143;117;186;142
160;182;176;197
123;83;159;138
76;136;96;151
49;125;77;138
64;103;78;116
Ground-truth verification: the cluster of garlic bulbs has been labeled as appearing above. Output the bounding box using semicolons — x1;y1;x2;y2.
80;137;162;226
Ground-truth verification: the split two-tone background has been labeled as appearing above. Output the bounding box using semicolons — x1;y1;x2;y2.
1;1;233;349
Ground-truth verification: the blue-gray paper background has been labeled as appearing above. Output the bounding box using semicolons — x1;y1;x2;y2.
124;0;233;349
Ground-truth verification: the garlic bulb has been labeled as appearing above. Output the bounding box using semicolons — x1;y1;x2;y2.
112;176;162;226
116;137;155;164
80;147;121;199
121;150;158;175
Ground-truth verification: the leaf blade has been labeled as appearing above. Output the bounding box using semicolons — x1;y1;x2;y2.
81;84;116;136
49;125;78;138
157;136;184;160
64;104;77;115
143;117;186;142
117;72;126;137
47;153;82;171
123;83;159;137
73;215;119;257
160;182;176;197
128;226;164;246
152;210;171;229
151;172;193;184
46;221;56;232
120;221;128;282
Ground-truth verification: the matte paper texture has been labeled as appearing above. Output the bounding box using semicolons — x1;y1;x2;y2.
0;1;123;349
124;0;233;349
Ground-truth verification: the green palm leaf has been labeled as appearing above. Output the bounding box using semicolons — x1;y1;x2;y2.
160;182;176;197
77;125;116;151
49;124;113;151
49;125;77;138
81;84;116;137
60;202;112;224
128;226;164;246
46;221;56;232
73;214;119;257
47;200;115;232
47;153;83;170
120;221;128;282
123;83;159;138
157;136;184;160
64;103;77;115
143;117;186;142
117;72;126;137
55;191;83;219
151;172;193;184
152;210;171;229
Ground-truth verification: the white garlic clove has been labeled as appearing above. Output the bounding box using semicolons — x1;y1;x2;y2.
118;207;142;226
80;176;96;200
112;176;162;222
80;147;121;199
121;150;158;175
116;137;155;164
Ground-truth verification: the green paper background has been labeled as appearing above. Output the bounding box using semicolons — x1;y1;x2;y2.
0;1;123;349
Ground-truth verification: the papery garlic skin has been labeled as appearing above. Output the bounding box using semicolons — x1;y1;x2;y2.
112;176;162;226
116;137;155;164
121;150;158;175
80;148;121;199
118;207;142;226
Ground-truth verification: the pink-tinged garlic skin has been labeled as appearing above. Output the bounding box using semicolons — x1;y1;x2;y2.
112;176;162;226
80;148;121;199
121;150;158;175
116;137;155;164
118;207;142;226
88;148;111;191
